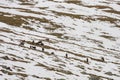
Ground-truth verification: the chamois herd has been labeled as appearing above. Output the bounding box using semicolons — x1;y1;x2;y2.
19;39;105;64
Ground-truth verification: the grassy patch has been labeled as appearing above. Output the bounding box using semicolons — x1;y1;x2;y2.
65;0;82;5
1;69;28;77
105;72;113;75
76;65;85;69
104;9;120;15
100;35;116;41
89;75;101;80
49;33;63;38
85;5;112;9
57;79;66;80
0;13;25;26
97;16;118;23
35;63;73;75
22;25;34;30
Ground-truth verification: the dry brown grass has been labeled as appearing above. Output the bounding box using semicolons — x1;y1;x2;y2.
35;63;73;75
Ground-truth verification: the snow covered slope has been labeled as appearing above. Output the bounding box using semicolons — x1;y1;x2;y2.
0;0;120;80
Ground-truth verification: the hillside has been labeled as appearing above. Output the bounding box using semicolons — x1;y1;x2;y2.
0;0;120;80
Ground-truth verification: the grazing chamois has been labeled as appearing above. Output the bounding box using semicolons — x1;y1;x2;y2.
51;52;54;55
46;38;49;42
37;40;44;46
65;53;68;58
101;57;105;62
37;40;42;44
19;40;25;46
42;47;44;52
30;46;36;50
32;40;35;44
86;58;89;63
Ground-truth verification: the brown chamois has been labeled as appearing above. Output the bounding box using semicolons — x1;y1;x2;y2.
32;40;35;44
19;40;25;46
65;53;68;58
101;57;105;62
30;46;36;50
42;47;44;52
86;58;89;63
46;38;49;42
51;52;54;55
37;40;44;46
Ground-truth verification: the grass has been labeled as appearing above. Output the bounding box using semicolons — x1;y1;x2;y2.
100;35;116;41
1;69;28;77
89;75;101;80
35;63;73;75
104;9;120;15
76;65;85;69
22;25;34;30
65;0;82;5
57;79;66;80
49;33;63;38
85;5;112;9
0;13;25;26
97;16;118;23
105;72;113;75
